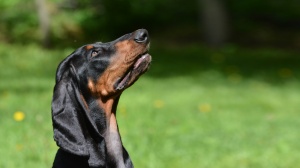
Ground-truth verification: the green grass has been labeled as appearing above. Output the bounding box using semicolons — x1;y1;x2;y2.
0;42;300;168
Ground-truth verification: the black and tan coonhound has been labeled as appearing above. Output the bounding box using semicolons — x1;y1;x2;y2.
51;29;151;168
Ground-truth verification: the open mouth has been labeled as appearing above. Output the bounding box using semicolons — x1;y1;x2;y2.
114;52;152;91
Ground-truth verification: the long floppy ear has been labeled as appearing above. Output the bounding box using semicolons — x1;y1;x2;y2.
51;54;90;156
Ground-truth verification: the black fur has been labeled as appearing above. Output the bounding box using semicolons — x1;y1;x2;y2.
51;29;150;168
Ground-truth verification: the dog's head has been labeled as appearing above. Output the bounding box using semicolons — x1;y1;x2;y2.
56;29;151;99
51;29;151;166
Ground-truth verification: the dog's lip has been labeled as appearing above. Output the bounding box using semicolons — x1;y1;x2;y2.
133;53;150;68
115;53;151;90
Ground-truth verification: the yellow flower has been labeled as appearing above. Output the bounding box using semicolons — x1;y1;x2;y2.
198;103;212;113
154;100;164;109
13;111;25;121
1;91;9;98
16;144;23;151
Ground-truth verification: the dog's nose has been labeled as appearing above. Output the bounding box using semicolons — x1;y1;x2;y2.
134;29;149;43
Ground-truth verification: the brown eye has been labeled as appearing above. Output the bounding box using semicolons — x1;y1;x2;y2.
91;50;98;57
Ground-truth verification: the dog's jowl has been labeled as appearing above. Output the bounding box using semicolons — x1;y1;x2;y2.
51;29;151;168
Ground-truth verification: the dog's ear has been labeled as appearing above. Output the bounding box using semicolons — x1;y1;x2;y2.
51;53;90;156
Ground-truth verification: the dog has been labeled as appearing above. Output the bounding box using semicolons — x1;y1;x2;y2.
51;29;151;168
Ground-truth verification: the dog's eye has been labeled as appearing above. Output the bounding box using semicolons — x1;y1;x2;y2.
91;50;99;57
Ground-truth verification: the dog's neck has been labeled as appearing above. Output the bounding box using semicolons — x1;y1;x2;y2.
89;96;125;168
98;94;121;129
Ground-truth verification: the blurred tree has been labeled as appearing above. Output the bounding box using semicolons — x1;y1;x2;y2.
35;0;51;48
199;0;229;47
1;0;300;48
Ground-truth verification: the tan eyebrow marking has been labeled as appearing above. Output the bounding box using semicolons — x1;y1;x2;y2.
86;45;94;50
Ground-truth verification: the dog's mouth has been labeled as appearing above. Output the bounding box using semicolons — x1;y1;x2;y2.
114;52;152;91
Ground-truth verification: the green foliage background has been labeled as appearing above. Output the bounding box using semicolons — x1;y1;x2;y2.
1;0;300;47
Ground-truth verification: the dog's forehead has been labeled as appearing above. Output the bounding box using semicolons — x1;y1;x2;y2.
86;42;113;49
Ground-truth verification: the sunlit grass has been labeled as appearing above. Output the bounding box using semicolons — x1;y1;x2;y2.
119;76;300;168
0;43;300;167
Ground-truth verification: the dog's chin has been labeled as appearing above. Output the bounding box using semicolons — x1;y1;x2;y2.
114;53;152;91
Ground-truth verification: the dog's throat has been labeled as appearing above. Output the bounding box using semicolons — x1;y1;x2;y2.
105;113;126;167
96;98;125;167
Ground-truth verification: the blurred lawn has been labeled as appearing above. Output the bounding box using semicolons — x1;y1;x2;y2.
0;42;300;168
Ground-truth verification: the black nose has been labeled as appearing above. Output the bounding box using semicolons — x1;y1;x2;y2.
134;29;149;43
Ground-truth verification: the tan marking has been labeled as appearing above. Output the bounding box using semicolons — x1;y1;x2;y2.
98;99;119;133
88;39;148;98
88;79;96;94
98;98;114;116
109;113;118;132
88;78;110;97
85;45;93;50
